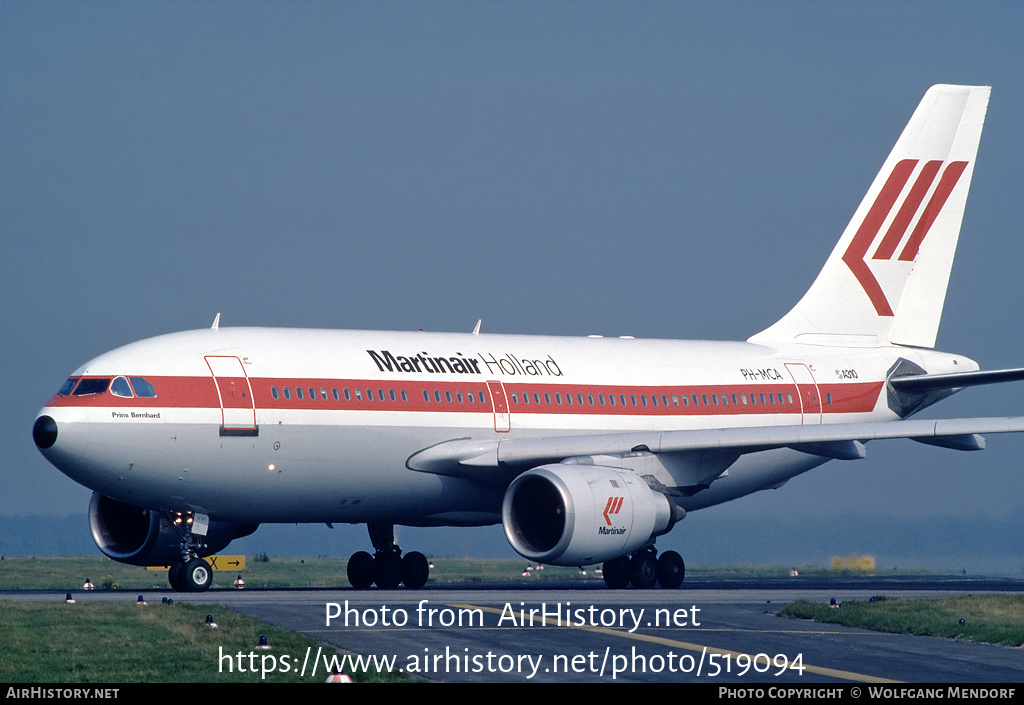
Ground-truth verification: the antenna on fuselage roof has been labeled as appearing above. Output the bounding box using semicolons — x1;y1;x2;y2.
211;313;221;330
472;319;482;336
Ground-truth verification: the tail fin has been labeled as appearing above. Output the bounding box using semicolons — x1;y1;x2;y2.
750;84;990;349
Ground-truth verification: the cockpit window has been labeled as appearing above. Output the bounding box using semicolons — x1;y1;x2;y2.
58;378;78;396
73;378;111;396
129;377;157;398
110;377;134;398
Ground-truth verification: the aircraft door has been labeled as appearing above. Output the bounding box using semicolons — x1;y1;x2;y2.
205;356;259;436
486;380;511;433
784;363;822;425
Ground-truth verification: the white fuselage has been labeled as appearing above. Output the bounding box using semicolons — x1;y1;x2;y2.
36;326;972;527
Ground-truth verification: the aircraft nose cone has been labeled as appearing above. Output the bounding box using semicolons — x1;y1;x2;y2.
33;415;58;449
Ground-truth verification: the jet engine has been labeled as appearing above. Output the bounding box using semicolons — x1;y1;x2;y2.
501;464;675;566
88;493;257;566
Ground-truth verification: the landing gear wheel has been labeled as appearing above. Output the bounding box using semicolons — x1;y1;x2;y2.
374;551;403;589
182;557;213;592
630;551;658;589
168;561;187;592
602;556;631;589
347;551;374;590
657;550;685;589
401;551;429;589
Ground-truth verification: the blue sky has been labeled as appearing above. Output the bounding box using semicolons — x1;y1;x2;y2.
3;2;1024;555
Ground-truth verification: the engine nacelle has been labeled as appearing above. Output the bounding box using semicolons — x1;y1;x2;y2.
502;464;675;566
88;493;257;566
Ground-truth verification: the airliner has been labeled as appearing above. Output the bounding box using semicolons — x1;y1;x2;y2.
33;84;1024;592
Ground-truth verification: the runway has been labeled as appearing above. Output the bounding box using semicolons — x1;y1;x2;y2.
8;576;1023;683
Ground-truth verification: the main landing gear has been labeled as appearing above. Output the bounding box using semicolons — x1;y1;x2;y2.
602;547;684;589
167;511;213;592
347;522;429;590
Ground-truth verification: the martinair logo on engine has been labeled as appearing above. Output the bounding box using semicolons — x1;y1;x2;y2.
599;496;626;534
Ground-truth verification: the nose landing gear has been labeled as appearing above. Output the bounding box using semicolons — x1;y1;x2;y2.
167;510;214;592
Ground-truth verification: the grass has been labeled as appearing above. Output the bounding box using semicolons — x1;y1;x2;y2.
0;600;408;683
0;555;839;592
780;595;1024;647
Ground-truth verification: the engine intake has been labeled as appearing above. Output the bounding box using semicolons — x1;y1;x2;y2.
502;464;674;566
89;493;257;566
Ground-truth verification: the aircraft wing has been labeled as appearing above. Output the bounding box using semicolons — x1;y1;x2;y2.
406;416;1024;486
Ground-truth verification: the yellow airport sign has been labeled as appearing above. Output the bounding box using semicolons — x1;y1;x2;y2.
147;555;246;571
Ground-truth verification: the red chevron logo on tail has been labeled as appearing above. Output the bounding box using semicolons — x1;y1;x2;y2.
842;159;968;316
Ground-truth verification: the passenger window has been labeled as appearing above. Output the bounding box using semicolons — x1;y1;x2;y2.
344;388;352;401
110;376;134;398
366;389;374;401
423;390;430;402
129;377;157;397
390;389;397;402
321;387;328;400
456;391;463;403
284;387;292;400
297;387;304;400
401;390;408;402
354;388;362;401
333;388;340;401
787;392;794;404
272;387;280;400
588;394;595;405
609;394;616;406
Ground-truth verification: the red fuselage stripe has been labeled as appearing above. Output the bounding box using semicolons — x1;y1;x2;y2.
46;376;883;417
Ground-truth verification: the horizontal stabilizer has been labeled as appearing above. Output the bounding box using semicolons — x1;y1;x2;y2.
889;367;1024;392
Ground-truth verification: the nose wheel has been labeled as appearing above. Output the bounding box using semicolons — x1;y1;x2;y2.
166;510;214;592
169;557;213;592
